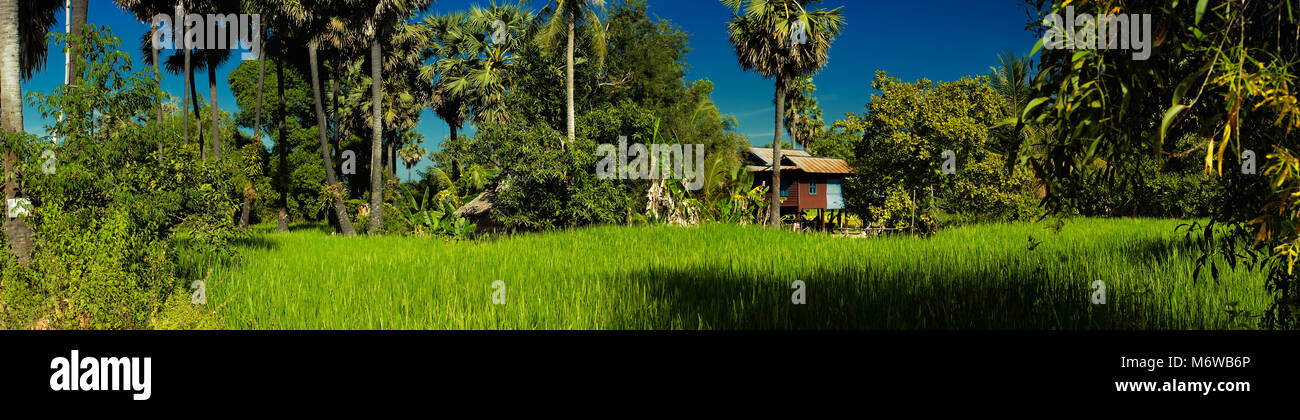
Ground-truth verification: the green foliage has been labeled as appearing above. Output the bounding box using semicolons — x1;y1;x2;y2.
1;28;232;329
1018;0;1295;326
845;71;1033;227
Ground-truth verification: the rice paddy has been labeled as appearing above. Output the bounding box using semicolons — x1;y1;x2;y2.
198;218;1270;329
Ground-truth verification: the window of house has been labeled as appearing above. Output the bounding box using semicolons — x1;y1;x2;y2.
809;180;817;195
780;179;792;197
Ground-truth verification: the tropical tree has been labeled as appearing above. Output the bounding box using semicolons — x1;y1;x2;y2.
784;75;823;150
295;0;360;235
60;0;88;144
2;0;62;263
722;0;844;227
425;3;531;134
355;0;432;234
988;51;1036;156
398;142;426;182
116;0;169;141
537;0;607;150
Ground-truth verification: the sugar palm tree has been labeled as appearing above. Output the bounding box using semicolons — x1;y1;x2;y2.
160;48;208;154
116;0;169;149
398;142;426;182
784;75;823;150
58;0;88;145
536;0;606;151
423;12;470;142
353;0;432;234
300;0;359;235
723;0;843;228
423;3;529;142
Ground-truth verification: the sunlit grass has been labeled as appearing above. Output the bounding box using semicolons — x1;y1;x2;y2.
195;218;1269;329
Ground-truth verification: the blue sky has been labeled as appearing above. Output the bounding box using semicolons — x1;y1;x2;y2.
21;0;1039;180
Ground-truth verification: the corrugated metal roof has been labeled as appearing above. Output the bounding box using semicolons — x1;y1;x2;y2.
748;165;798;172
787;156;854;174
748;148;810;166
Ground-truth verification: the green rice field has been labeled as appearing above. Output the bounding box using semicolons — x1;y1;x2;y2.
195;218;1270;329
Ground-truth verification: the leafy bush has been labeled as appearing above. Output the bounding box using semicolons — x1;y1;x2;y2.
0;27;234;329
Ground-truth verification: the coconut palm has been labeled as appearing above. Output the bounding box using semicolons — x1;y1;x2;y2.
989;51;1036;156
722;0;843;228
536;0;606;150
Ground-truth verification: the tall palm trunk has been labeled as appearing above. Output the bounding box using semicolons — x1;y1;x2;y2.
191;66;203;158
367;36;384;234
563;11;575;151
152;19;163;154
59;0;87;146
276;57;289;232
308;42;356;235
1;0;30;265
241;33;265;231
330;66;338;149
208;55;220;160
770;78;785;228
182;3;190;146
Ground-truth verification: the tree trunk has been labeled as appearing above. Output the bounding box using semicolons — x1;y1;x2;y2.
367;36;384;234
276;55;289;232
191;65;204;159
330;66;339;153
208;55;220;160
152;19;163;155
238;184;252;231
308;42;356;236
182;4;191;147
254;28;264;143
59;0;87;146
563;11;575;151
770;78;785;228
1;0;30;265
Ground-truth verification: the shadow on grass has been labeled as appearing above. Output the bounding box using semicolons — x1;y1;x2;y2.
232;234;280;251
603;258;1201;330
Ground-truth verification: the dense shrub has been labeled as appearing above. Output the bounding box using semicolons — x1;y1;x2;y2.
0;27;235;329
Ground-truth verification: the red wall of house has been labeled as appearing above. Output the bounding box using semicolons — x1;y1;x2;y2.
796;176;826;210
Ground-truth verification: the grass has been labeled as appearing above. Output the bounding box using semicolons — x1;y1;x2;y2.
194;218;1270;330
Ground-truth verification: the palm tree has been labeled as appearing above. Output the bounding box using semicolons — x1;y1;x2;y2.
537;0;607;150
160;48;207;154
989;51;1035;156
301;0;358;235
784;75;823;150
59;0;87;145
356;0;432;234
722;0;843;228
398;142;426;182
116;0;169;149
422;4;528;145
3;0;62;264
205;48;232;160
